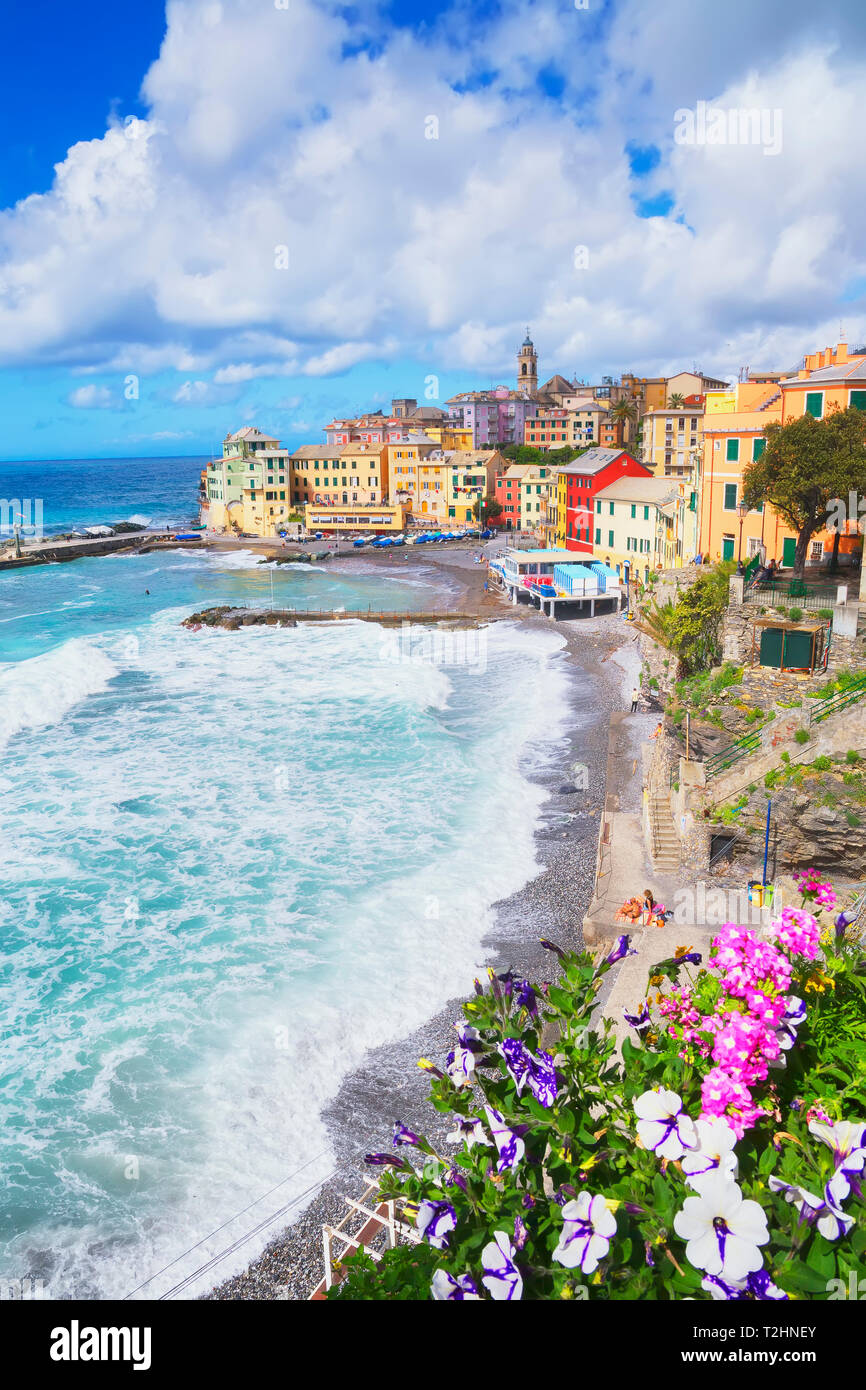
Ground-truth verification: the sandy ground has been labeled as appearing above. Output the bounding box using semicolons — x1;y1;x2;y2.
204;551;644;1300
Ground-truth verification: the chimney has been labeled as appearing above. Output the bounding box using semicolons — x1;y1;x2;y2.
834;342;848;364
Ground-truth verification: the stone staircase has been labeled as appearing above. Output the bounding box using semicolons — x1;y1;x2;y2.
649;786;681;870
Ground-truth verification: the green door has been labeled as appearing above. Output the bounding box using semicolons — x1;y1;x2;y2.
759;627;784;668
722;537;735;561
782;536;796;568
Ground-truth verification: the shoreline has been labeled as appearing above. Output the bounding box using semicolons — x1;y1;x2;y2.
206;585;642;1300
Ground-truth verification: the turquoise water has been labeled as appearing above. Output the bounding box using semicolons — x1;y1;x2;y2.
0;540;571;1299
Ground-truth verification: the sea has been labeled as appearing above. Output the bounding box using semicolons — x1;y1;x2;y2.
0;457;571;1300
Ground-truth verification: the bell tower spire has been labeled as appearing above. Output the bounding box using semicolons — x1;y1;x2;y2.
517;328;538;397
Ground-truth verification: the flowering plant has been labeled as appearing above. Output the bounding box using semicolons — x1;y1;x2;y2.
330;882;866;1300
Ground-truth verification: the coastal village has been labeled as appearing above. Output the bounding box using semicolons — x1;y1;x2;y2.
199;331;866;603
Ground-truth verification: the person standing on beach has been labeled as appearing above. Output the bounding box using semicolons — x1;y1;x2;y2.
630;685;639;713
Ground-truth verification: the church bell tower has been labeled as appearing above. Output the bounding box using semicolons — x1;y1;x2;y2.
518;329;538;397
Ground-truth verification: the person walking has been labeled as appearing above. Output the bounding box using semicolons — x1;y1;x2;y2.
630;684;640;713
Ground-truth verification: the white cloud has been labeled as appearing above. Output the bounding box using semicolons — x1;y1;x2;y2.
2;0;866;390
67;384;115;409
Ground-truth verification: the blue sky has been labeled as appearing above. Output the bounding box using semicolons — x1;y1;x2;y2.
2;0;866;459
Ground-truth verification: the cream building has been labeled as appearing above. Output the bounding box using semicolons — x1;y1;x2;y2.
593;476;695;580
641;406;705;479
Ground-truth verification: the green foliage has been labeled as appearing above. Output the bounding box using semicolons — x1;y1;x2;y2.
794;729;811;744
818;608;834;621
473;495;503;523
788;606;804;623
847;750;861;764
781;751;790;763
847;813;862;828
741;406;866;576
334;885;866;1302
813;755;832;772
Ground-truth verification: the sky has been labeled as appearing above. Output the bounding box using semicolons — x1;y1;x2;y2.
2;0;866;459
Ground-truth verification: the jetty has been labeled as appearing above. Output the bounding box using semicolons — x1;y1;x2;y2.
182;605;490;629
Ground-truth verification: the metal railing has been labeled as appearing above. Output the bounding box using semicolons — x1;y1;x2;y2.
810;672;866;725
743;580;840;613
704;730;763;780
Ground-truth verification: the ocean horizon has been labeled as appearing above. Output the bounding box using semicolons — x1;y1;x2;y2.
0;456;207;538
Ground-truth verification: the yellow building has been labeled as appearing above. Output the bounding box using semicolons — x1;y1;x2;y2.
699;379;788;564
304;503;404;534
203;436;292;535
591;477;690;581
641;406;705;478
524;404;607;450
291;443;388;511
445;450;503;524
386;434;439;515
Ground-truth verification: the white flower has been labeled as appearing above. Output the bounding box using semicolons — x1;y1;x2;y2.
445;1115;490;1150
767;1174;853;1241
808;1118;866;1164
552;1192;617;1275
480;1230;523;1300
673;1171;769;1281
634;1087;697;1161
446;1046;476;1087
430;1269;480;1300
681;1118;739;1187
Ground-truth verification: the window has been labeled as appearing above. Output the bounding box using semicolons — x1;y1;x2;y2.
608;530;614;546
723;483;738;510
805;392;824;419
596;500;601;513
752;438;765;461
609;502;614;515
595;527;601;544
851;390;866;411
630;504;636;518
725;438;740;462
643;505;650;520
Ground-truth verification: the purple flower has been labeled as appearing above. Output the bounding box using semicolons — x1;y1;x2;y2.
835;909;856;940
703;1269;788;1301
552;1192;617;1274
513;1214;528;1250
768;1176;854;1241
515;980;538;1016
364;1152;408;1169
777;995;807;1051
484;1105;525;1173
416;1199;457;1249
603;934;635;966
540;938;566;961
676;951;702;966
634;1088;697;1161
498;1039;558;1108
521;1194;536;1210
431;1269;479;1301
445;1046;476;1088
454;1022;484;1052
392;1122;421;1148
445;1115;490;1150
443;1166;468;1192
481;1231;523;1300
623;1002;651;1032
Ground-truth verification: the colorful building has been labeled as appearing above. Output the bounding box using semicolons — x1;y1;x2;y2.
385;434;439;515
592;476;696;580
304;503;404;534
494;462;552;536
290;442;389;511
554;448;653;554
524;403;607;450
445;450;504;524
445;386;534;449
698;381;788;564
203;429;291;534
641;404;705;478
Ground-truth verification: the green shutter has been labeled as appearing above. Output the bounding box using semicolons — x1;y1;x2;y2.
725;439;739;461
722;537;735;561
595;527;601;544
724;483;738;510
782;537;796;568
608;530;614;546
752;437;765;461
850;391;866;411
644;505;649;520
805;392;823;418
630;504;636;518
609;501;614;515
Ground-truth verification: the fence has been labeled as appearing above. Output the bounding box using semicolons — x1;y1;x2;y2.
810;672;866;725
309;1184;419;1299
704;730;763;780
743;581;840;613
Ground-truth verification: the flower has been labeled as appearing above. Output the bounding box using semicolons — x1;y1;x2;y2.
777;995;807;1051
603;934;635;966
634;1087;698;1160
623;1002;651;1032
702;1269;788;1301
513;1214;528;1250
480;1231;523;1300
445;1046;476;1088
484;1105;526;1173
769;907;821;961
540;937;566;960
767;1176;854;1242
445;1115;490;1150
498;1040;558;1108
673;1171;769;1281
364;1152;408;1169
681;1118;739;1185
392;1122;421;1148
416;1199;457;1249
808;1119;866;1199
514;979;538;1016
430;1269;479;1301
552;1192;617;1275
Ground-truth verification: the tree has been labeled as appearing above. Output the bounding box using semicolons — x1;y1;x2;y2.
667;392;685;408
741;406;866;578
610;399;638;439
473;495;503;525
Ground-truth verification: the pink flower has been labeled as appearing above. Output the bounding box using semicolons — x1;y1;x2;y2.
769;907;820;961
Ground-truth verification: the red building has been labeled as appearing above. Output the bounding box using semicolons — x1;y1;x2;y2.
557;448;653;553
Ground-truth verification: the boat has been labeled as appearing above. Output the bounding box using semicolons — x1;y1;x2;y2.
353;538;366;548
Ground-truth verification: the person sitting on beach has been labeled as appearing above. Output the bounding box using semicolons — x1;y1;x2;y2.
641;889;655;925
650;720;663;740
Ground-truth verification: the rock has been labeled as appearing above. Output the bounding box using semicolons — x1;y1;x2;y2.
558;783;578;794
